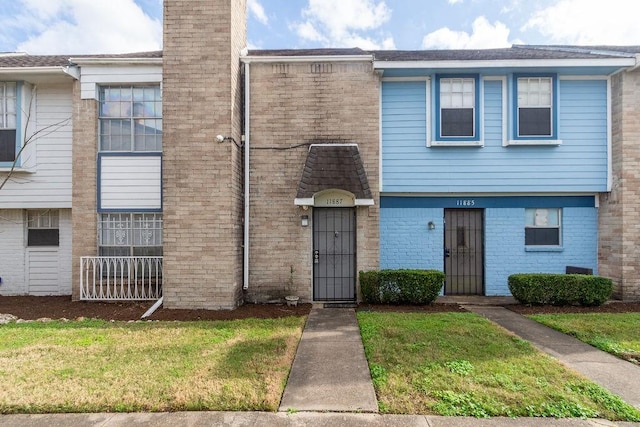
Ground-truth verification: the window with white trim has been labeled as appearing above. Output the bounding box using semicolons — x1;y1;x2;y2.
98;213;163;256
525;208;561;246
27;210;59;247
99;86;162;152
0;82;17;162
516;76;554;138
437;76;478;139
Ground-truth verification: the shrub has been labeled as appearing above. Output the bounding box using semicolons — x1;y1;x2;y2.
508;273;613;306
359;269;445;304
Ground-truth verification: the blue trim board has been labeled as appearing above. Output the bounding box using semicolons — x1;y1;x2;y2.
380;195;596;209
512;73;559;140
0;81;22;168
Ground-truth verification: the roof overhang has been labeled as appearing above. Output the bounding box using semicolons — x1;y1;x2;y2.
295;143;374;207
374;58;636;70
70;57;163;66
0;66;79;83
242;55;373;64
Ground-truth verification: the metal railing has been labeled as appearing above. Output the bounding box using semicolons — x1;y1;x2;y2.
80;256;162;301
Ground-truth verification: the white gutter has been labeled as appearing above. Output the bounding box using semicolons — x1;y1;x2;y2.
243;61;251;290
70;57;163;65
141;296;163;319
0;66;75;75
242;55;372;64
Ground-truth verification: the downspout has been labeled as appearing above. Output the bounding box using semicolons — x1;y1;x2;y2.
243;61;251;290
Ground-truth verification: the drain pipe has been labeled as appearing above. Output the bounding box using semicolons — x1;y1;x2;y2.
141;296;163;319
243;60;251;290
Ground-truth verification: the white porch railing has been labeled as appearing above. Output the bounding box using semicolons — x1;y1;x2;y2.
80;256;163;301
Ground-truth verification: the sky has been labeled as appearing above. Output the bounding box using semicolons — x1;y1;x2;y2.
0;0;639;55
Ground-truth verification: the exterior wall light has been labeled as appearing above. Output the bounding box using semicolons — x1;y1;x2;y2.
301;215;309;227
428;221;436;230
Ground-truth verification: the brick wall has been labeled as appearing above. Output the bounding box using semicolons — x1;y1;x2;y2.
246;60;380;302
71;80;98;300
599;70;640;300
162;0;246;309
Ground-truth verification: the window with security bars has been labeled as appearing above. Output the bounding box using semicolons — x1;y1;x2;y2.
27;210;59;246
517;77;553;137
99;85;162;152
0;82;17;162
439;77;476;138
98;213;163;257
525;208;561;246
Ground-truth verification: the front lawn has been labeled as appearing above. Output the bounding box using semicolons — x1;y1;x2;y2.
0;316;305;413
527;313;640;366
357;311;640;421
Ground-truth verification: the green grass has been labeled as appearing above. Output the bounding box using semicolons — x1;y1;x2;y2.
357;312;640;421
528;313;640;366
0;316;305;414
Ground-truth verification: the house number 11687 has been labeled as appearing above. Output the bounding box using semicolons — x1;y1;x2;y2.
456;199;475;206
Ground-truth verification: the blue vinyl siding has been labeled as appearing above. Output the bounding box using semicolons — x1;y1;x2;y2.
381;78;608;193
380;197;598;296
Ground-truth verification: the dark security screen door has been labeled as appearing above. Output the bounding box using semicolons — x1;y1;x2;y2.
444;209;484;295
313;208;356;301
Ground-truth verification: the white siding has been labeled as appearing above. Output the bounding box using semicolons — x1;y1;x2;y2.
0;83;73;208
0;209;71;296
100;156;162;210
0;210;27;295
80;65;162;100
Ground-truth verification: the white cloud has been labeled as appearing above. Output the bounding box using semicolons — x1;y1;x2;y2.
10;0;161;54
248;0;268;25
293;0;394;49
448;0;464;4
523;0;640;45
422;16;513;49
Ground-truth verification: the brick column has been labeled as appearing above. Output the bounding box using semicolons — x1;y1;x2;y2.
162;0;246;309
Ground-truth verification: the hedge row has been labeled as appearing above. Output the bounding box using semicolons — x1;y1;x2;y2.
360;269;445;304
508;273;613;306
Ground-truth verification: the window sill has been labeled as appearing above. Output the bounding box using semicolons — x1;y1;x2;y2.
505;139;562;146
525;246;564;252
428;140;484;147
0;166;33;173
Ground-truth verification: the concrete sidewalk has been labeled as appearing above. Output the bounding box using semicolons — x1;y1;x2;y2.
1;412;637;427
464;305;640;409
278;307;378;412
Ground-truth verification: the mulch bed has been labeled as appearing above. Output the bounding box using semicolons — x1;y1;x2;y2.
2;296;639;322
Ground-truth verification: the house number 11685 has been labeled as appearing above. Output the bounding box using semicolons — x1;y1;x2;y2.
456;199;475;206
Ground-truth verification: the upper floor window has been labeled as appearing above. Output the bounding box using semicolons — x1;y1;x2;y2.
0;82;17;163
99;86;162;152
515;75;556;139
436;75;479;141
525;208;561;246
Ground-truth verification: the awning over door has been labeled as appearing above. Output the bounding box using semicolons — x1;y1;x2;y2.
295;144;374;206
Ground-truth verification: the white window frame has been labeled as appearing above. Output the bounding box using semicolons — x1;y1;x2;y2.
525;208;562;248
26;209;60;247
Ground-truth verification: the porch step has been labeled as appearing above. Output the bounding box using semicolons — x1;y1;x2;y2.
323;303;358;308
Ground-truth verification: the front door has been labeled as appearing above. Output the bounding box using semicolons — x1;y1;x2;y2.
444;209;484;295
313;208;356;301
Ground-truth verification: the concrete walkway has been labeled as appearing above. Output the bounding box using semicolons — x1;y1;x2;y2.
464;305;640;409
279;307;378;412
